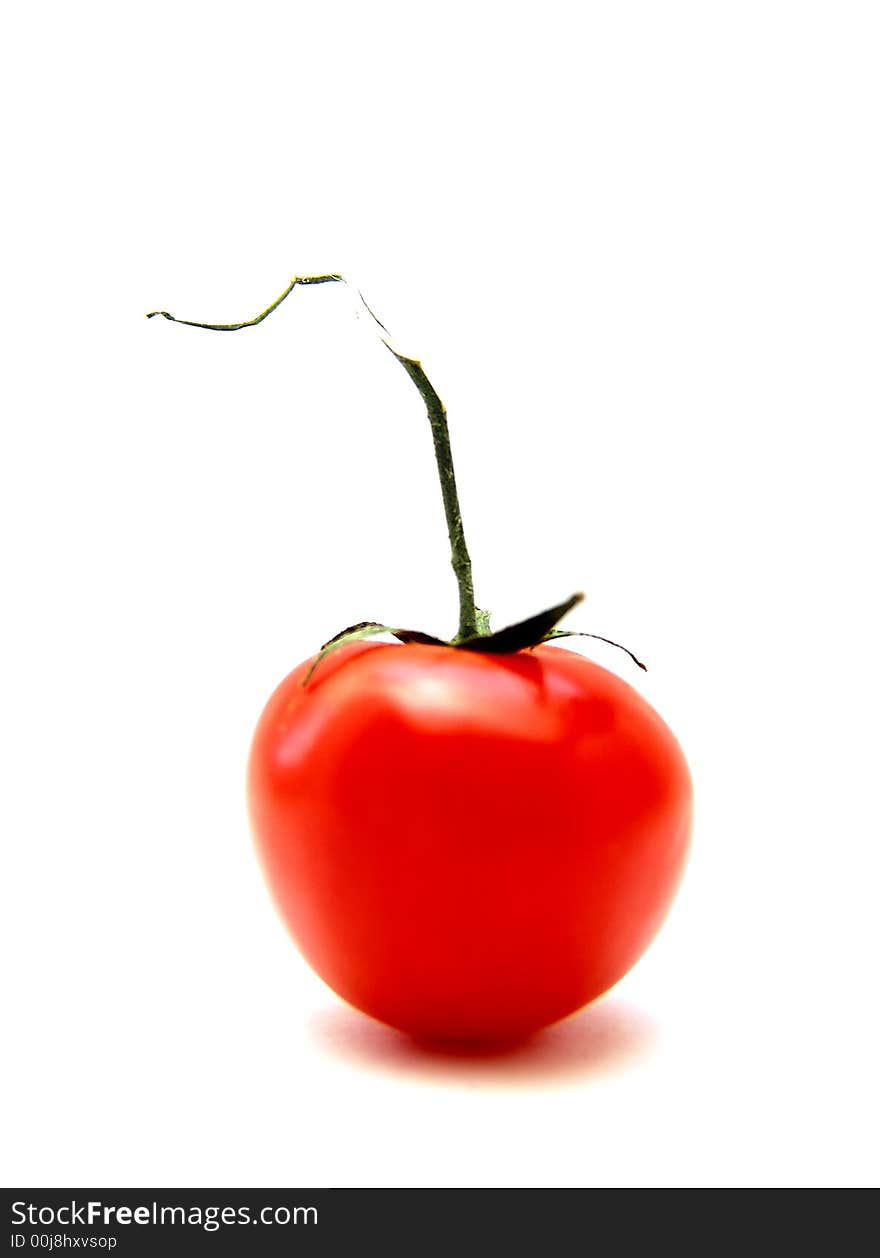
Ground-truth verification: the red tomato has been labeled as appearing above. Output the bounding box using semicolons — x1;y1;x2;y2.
247;640;692;1043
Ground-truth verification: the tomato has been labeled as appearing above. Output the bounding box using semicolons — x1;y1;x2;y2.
150;274;694;1043
247;638;693;1043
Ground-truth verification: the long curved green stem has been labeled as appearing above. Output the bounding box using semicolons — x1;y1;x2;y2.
147;275;481;641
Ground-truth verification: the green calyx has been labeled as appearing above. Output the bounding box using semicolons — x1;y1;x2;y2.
304;593;646;685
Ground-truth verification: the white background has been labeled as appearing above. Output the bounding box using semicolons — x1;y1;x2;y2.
1;2;878;1188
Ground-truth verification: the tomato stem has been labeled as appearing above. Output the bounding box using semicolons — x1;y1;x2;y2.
392;357;478;640
147;275;482;641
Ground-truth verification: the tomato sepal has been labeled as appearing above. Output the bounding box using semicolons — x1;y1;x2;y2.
544;629;648;671
453;592;584;653
319;622;447;651
304;622;448;684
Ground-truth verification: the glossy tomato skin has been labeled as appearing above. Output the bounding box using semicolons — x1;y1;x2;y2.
247;642;692;1043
